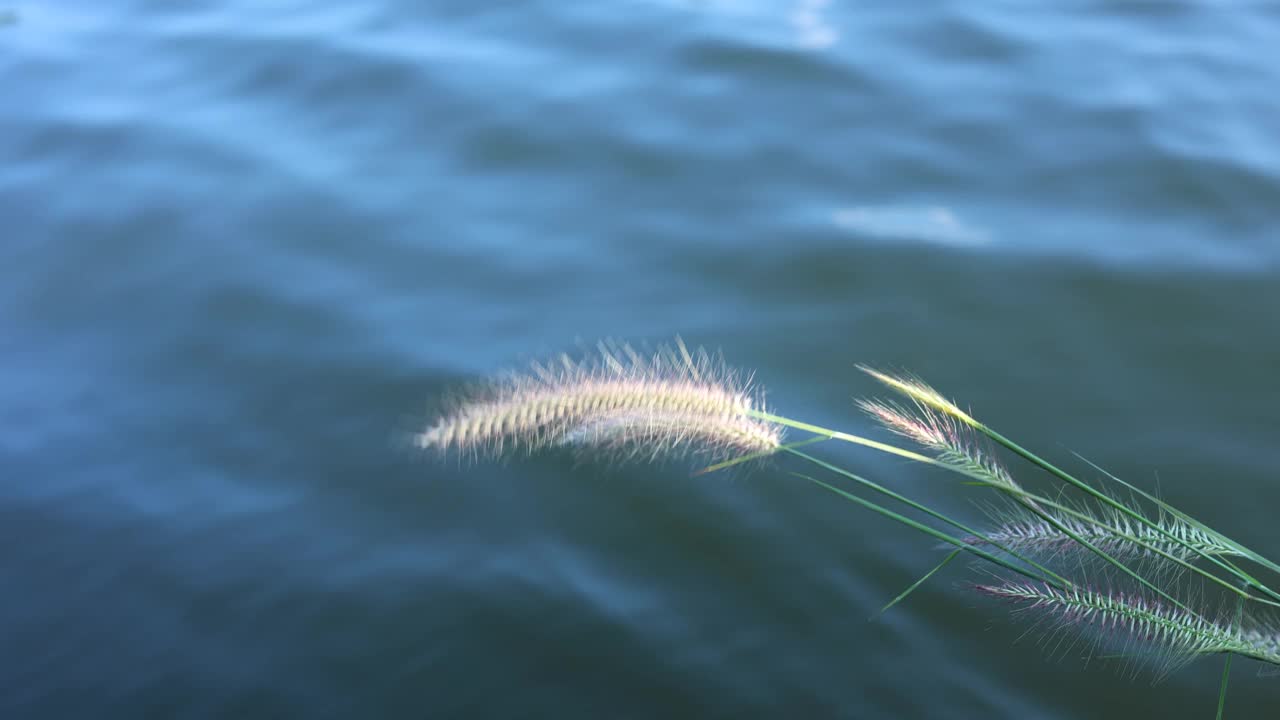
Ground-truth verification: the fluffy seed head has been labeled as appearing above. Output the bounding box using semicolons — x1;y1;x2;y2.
975;581;1280;670
971;513;1242;563
419;339;783;463
858;397;1019;491
859;398;950;448
857;366;977;426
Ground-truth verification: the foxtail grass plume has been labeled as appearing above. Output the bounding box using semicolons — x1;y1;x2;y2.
418;339;783;462
858;366;977;427
858;396;1020;492
976;581;1280;671
971;511;1242;564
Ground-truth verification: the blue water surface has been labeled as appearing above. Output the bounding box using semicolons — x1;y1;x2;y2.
3;2;1279;718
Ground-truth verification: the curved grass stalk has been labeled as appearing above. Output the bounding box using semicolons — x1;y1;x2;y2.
747;410;945;467
1217;595;1248;719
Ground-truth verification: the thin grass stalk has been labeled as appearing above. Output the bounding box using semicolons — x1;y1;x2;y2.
784;448;1073;589
1217;653;1233;720
750;410;946;466
881;549;962;614
791;471;1068;589
1217;595;1247;720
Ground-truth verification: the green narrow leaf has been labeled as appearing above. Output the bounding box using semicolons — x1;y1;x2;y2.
784;448;1073;588
787;471;1062;589
1072;452;1280;603
880;548;961;615
1215;653;1233;720
1217;593;1248;720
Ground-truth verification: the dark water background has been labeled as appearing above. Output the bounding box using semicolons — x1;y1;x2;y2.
3;2;1279;718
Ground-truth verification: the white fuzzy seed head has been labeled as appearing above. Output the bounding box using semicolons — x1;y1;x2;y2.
419;339;783;463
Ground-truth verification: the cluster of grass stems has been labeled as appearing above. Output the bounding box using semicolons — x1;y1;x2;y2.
421;339;1279;717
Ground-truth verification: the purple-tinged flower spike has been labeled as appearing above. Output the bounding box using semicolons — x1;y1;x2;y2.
857;397;1020;492
976;581;1280;670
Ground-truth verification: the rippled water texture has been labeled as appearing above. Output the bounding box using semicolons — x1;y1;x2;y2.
3;2;1279;718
